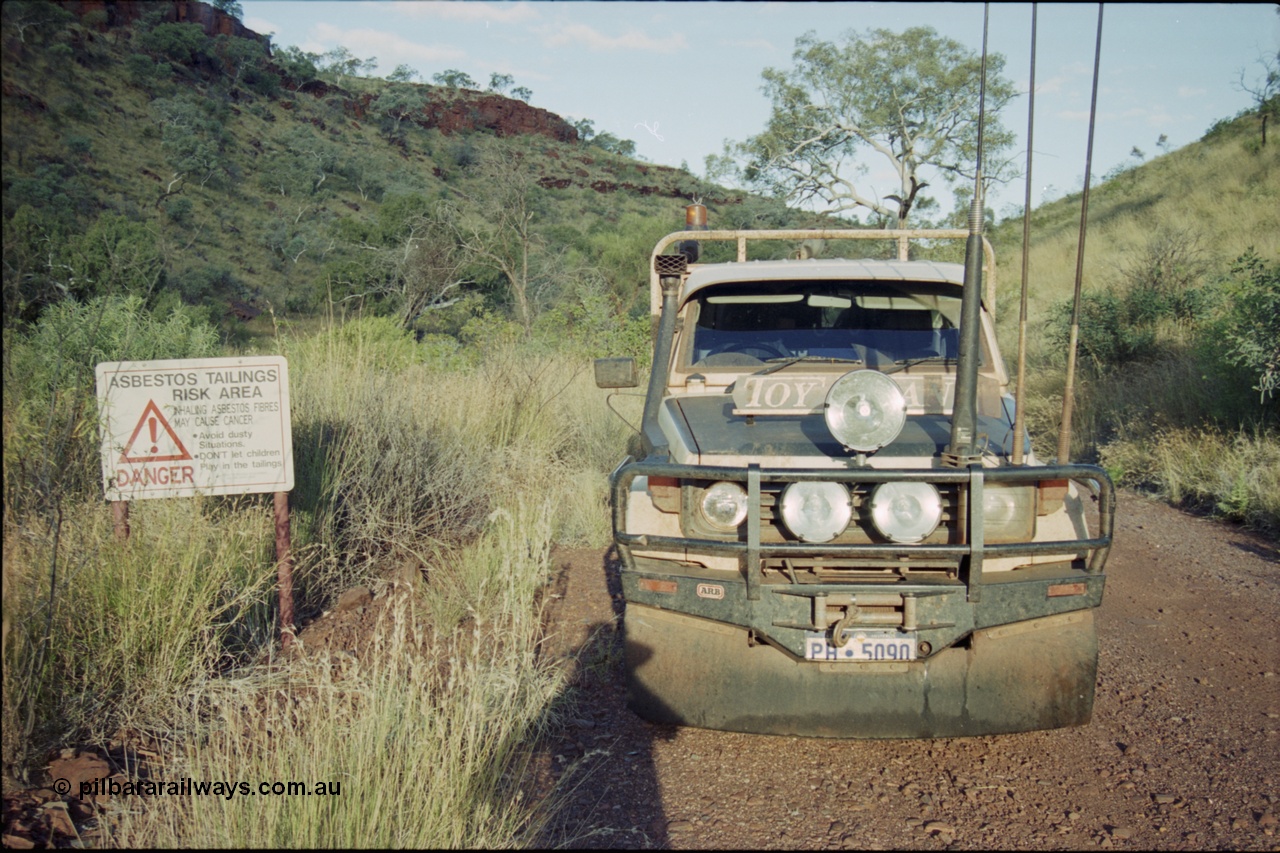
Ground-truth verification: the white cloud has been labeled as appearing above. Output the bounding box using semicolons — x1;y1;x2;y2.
1177;85;1207;98
1034;75;1069;95
720;38;776;53
242;16;280;37
310;22;466;68
1059;105;1175;128
385;1;539;25
542;23;687;53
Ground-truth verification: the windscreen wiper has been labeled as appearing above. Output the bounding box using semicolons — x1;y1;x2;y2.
756;355;863;377
884;355;955;375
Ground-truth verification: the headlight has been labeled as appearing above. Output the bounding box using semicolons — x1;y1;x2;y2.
870;482;942;543
983;484;1036;543
699;481;748;531
824;370;906;453
779;481;852;543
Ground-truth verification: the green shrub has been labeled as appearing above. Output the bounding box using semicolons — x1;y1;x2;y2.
63;212;165;301
171;262;235;304
138;22;211;66
57;96;92;123
163;195;194;226
10;294;218;404
63;133;92;157
125;52;165;88
1216;249;1280;404
1048;290;1160;368
329;314;425;371
1048;229;1216;370
4;295;220;513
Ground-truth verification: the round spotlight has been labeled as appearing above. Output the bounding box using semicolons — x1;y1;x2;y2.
779;481;853;543
824;370;907;453
699;481;749;531
870;482;942;543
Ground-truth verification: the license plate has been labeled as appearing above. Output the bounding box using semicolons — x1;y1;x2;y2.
804;630;917;662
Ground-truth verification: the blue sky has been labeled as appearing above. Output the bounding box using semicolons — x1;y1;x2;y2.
241;1;1279;221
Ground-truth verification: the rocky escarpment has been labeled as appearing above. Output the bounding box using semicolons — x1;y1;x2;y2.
420;91;578;143
58;0;267;45
58;0;579;145
344;88;579;145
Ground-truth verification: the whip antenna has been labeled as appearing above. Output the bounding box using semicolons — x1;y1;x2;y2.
1012;5;1038;466
945;3;991;465
1057;4;1104;464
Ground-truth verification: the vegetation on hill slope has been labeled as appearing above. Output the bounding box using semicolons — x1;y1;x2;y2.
987;107;1279;531
1;0;824;342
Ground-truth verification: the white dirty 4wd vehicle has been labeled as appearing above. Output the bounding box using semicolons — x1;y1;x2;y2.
595;205;1114;738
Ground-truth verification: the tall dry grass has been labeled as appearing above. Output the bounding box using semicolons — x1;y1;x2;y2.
110;496;569;849
1099;427;1280;532
1;498;277;772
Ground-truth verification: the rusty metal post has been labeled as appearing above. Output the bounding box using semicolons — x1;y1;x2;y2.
274;490;295;648
112;501;130;540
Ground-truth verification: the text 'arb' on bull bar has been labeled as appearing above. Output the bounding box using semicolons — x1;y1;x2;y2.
594;211;1116;739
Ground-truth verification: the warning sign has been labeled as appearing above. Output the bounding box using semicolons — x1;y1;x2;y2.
96;356;293;500
119;399;192;463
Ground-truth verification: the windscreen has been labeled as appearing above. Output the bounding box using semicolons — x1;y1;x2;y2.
688;280;964;368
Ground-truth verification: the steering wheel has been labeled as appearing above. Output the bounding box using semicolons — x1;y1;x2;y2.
704;340;789;361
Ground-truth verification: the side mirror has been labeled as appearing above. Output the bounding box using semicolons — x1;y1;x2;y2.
594;357;638;389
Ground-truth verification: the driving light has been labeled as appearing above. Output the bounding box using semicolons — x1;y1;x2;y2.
699;481;749;531
779;481;853;543
870;482;942;543
983;484;1036;543
824;370;907;453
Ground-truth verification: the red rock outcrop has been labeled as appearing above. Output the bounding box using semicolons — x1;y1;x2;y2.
416;91;578;143
56;2;577;144
57;0;268;46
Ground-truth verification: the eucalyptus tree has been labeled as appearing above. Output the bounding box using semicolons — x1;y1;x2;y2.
432;69;476;90
734;27;1017;240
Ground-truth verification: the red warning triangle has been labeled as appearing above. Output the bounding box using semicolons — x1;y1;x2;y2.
119;399;192;464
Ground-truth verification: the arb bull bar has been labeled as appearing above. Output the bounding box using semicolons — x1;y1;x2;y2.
610;460;1115;738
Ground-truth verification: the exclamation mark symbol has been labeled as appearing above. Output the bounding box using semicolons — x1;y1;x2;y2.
149;417;158;453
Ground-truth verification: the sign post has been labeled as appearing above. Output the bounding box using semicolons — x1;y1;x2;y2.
96;356;297;646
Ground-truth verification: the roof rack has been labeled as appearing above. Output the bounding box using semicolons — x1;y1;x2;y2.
649;228;996;319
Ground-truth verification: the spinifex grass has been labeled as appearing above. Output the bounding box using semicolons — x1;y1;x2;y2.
283;318;635;578
112;495;568;849
1;497;276;771
1100;426;1280;534
4;311;639;843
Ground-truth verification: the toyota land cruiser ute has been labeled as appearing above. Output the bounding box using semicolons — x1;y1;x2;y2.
594;205;1114;738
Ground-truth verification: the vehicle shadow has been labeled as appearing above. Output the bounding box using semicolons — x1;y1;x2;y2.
533;546;677;849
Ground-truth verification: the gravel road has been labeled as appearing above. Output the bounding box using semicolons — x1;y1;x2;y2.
538;490;1280;850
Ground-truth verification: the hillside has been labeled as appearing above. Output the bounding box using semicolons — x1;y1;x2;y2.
986;107;1278;331
1;0;824;340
